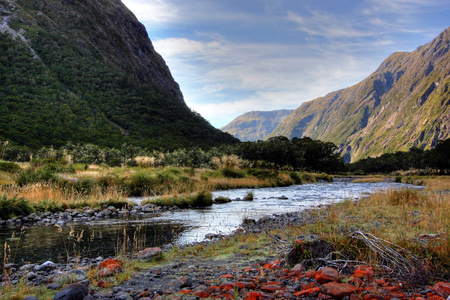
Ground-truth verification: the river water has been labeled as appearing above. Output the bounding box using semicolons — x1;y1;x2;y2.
0;179;422;264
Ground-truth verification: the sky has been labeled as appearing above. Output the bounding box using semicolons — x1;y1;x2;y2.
121;0;450;128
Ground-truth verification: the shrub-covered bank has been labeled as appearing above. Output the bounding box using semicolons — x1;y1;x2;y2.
0;159;332;218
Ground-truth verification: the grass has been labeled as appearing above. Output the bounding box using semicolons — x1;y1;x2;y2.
0;163;327;214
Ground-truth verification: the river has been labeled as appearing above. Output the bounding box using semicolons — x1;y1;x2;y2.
0;179;422;265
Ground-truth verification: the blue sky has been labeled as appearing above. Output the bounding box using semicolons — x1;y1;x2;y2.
121;0;450;128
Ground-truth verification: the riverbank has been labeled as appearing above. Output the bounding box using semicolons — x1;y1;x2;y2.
1;177;449;299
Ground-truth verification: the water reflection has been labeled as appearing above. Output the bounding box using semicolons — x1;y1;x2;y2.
0;218;184;264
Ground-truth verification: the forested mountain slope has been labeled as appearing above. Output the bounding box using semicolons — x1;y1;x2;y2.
0;0;237;150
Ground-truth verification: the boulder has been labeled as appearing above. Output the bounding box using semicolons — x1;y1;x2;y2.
316;267;340;284
98;259;123;277
53;282;90;300
137;247;162;261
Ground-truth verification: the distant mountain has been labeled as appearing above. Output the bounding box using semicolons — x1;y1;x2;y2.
267;27;450;162
221;110;294;141
0;0;237;150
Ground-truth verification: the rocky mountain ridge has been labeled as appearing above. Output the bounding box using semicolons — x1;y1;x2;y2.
221;109;294;141
266;27;450;162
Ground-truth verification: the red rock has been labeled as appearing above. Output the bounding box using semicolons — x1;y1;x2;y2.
316;267;340;284
220;293;235;299
303;282;317;290
350;294;362;300
318;293;334;299
294;287;320;297
305;270;318;278
207;285;221;293
98;258;123;277
194;291;210;298
363;295;384;300
244;291;265;300
235;281;256;290
219;274;234;279
178;290;193;294
321;281;363;298
434;281;450;298
261;284;283;293
219;283;235;291
96;280;108;288
428;295;446;300
384;284;401;292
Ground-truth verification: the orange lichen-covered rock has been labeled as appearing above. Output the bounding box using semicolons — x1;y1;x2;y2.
316;267;340;284
320;281;363;298
244;291;265;300
260;284;283;293
294;287;320;297
98;258;123;277
194;290;210;298
434;281;450;298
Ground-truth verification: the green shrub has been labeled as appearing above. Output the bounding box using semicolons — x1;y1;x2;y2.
15;169;58;186
289;172;302;184
190;191;213;207
0;195;35;219
221;167;245;178
125;171;156;196
247;169;275;179
0;161;21;173
34;199;68;213
243;191;254;201
73;178;95;194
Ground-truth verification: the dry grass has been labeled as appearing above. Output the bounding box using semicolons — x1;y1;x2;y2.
0;183;128;209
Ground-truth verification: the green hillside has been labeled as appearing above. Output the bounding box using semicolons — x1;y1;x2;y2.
0;0;237;150
267;27;450;162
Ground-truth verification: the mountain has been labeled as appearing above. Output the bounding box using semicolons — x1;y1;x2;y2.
0;0;237;150
267;27;450;162
221;110;294;141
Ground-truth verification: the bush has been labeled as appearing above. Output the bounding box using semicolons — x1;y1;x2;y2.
190;191;213;207
15;169;58;186
243;191;254;201
0;195;35;219
0;161;21;173
221;167;245;178
247;169;275;179
289;172;302;184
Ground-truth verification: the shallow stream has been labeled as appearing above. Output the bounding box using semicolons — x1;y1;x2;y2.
0;179;422;264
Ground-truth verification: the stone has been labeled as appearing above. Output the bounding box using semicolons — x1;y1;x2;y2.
434;282;450;298
23;296;39;300
137;247;162;261
316;267;340;284
291;263;305;272
320;281;363;298
26;271;37;280
47;282;63;290
36;261;56;271
98;258;123;277
54;282;90;300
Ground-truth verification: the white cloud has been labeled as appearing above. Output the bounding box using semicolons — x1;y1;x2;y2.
286;11;373;39
121;0;180;25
